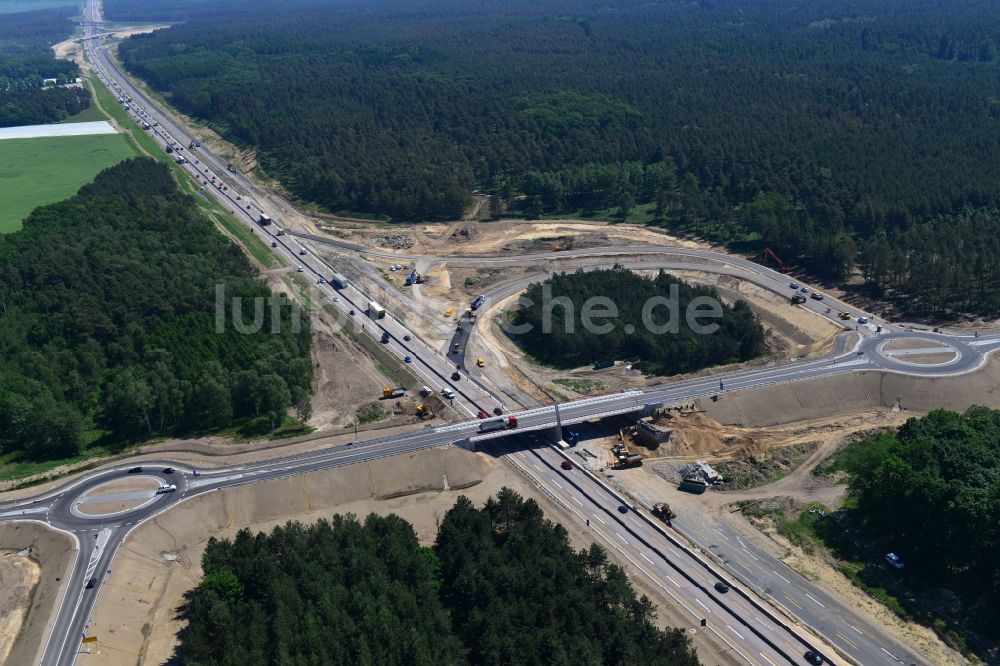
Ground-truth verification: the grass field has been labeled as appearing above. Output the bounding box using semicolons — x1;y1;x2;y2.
0;133;136;233
0;0;78;14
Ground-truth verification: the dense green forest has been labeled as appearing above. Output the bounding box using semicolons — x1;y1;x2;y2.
0;159;312;461
510;269;766;375
180;489;700;665
0;6;90;126
113;0;1000;315
836;407;1000;642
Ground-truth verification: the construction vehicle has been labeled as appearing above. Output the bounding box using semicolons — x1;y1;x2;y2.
452;342;460;353
652;503;676;524
791;294;807;304
382;386;405;399
478;414;518;433
679;476;708;494
369;301;386;319
612;453;643;469
839;311;852;320
444;306;455;318
415;403;434;419
476;357;485;368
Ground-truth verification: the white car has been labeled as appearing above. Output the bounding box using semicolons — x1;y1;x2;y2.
885;552;904;569
156;484;177;495
296;266;304;272
441;388;455;399
389;265;398;271
858;316;869;325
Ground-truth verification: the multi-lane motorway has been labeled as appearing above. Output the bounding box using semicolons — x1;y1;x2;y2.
5;3;999;664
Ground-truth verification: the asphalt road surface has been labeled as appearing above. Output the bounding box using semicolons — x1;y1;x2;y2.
9;3;997;664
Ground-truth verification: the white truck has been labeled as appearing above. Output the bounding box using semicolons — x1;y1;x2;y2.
369;301;386;319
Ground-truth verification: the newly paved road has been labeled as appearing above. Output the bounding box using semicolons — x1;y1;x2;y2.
9;3;995;664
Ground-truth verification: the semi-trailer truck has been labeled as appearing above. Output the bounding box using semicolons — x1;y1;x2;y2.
478;414;518;432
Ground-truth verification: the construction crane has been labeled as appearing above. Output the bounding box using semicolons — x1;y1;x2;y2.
762;247;788;272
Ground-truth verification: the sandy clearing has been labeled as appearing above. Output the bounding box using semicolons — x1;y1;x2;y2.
0;121;116;140
77;446;740;665
889;352;957;365
0;549;40;663
0;522;77;666
883;338;946;351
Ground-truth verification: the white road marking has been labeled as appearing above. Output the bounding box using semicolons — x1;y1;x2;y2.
758;652;777;666
641;553;654;564
805;593;826;607
615;532;628;544
695;599;711;613
665;574;681;588
848;623;864;635
772;570;791;584
726;624;745;640
533;464;543;471
572;496;584;506
551;479;563;490
713;528;730;541
880;647;900;660
593;514;606;525
742;548;760;561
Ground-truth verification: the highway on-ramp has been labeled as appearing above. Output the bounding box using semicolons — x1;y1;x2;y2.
9;3;996;664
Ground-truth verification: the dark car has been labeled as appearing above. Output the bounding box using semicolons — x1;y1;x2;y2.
810;292;824;301
162;467;174;474
128;466;143;474
403;335;411;341
380;332;390;343
493;407;502;415
714;581;730;593
617;505;629;514
477;410;488;419
349;309;355;316
804;650;824;665
86;577;97;589
451;372;461;381
271;241;277;247
560;460;573;470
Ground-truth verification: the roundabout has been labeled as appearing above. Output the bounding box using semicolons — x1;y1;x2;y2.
70;476;167;519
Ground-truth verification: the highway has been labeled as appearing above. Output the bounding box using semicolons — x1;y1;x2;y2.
6;2;997;664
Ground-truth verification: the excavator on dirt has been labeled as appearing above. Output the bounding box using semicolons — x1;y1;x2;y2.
652;503;676;525
416;403;434;419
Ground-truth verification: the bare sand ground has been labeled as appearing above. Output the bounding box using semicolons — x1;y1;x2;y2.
0;522;77;666
76;446;742;665
0;549;39;663
883;338;947;351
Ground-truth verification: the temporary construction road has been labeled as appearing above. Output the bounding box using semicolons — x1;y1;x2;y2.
6;3;998;665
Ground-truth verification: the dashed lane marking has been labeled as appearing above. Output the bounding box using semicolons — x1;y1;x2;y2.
836;632;860;650
805;593;826;608
695;599;711;613
772;570;791;584
727;625;745;640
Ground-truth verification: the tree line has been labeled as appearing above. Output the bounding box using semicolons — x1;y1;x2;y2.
0;6;91;127
179;488;701;665
112;0;1000;315
511;269;767;376
0;159;312;461
836;407;1000;643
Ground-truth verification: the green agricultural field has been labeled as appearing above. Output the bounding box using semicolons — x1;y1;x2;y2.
0;133;136;232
